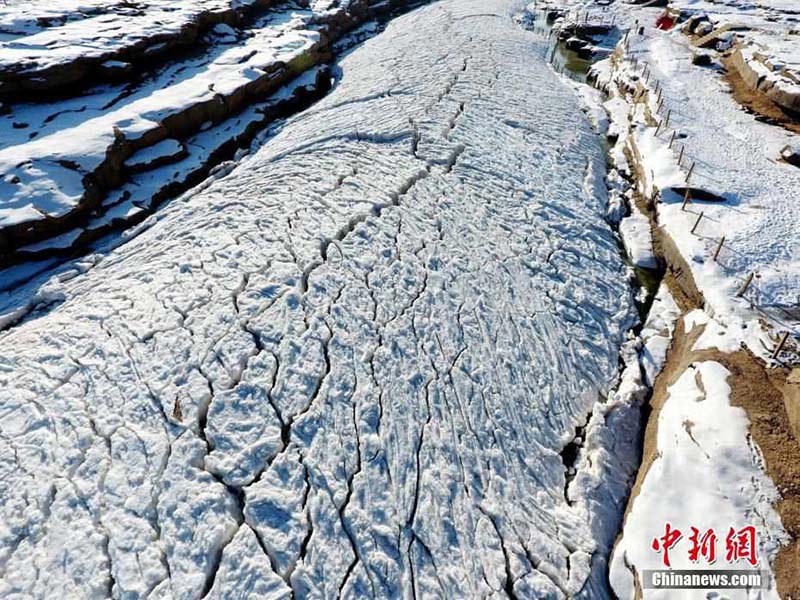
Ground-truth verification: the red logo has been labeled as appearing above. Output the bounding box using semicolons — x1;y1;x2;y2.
725;526;758;566
650;524;758;567
651;522;682;567
688;527;717;564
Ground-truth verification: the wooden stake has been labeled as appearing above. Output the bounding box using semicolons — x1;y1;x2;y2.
685;161;695;183
655;120;662;136
669;130;676;148
713;236;725;261
645;70;650;83
772;331;790;360
681;189;691;210
664;109;671;128
678;144;685;165
691;211;703;234
736;272;754;297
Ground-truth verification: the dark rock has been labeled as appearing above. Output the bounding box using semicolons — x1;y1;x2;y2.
683;13;711;35
546;10;563;24
692;52;713;66
565;37;587;51
781;145;800;167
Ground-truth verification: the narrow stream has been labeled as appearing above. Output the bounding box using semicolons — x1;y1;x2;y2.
522;7;663;324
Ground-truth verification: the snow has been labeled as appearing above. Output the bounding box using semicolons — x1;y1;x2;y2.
610;356;787;599
0;0;257;76
0;1;641;597
593;17;800;352
640;284;681;387
18;229;84;255
124;139;185;171
645;21;799;318
619;208;657;269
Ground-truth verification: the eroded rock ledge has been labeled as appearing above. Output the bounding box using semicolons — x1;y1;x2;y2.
0;0;422;270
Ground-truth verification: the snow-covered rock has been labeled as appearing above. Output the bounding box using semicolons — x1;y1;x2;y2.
619;209;658;270
0;0;410;262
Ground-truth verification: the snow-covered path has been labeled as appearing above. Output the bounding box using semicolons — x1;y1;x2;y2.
0;1;636;598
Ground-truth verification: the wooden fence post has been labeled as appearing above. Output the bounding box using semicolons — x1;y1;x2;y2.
736;272;754;297
772;332;790;360
681;189;691;210
691;211;703;234
713;236;725;261
685;161;695;182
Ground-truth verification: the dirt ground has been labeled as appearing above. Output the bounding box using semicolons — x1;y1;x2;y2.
722;53;800;136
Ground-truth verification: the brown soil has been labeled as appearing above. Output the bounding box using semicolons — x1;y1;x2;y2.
706;349;796;594
722;54;800;136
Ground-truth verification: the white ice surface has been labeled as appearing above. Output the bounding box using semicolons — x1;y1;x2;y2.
0;2;638;598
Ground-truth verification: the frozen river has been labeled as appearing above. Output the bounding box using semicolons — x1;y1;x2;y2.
0;1;637;597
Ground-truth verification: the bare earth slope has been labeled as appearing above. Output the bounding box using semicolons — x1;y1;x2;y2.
0;1;636;598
